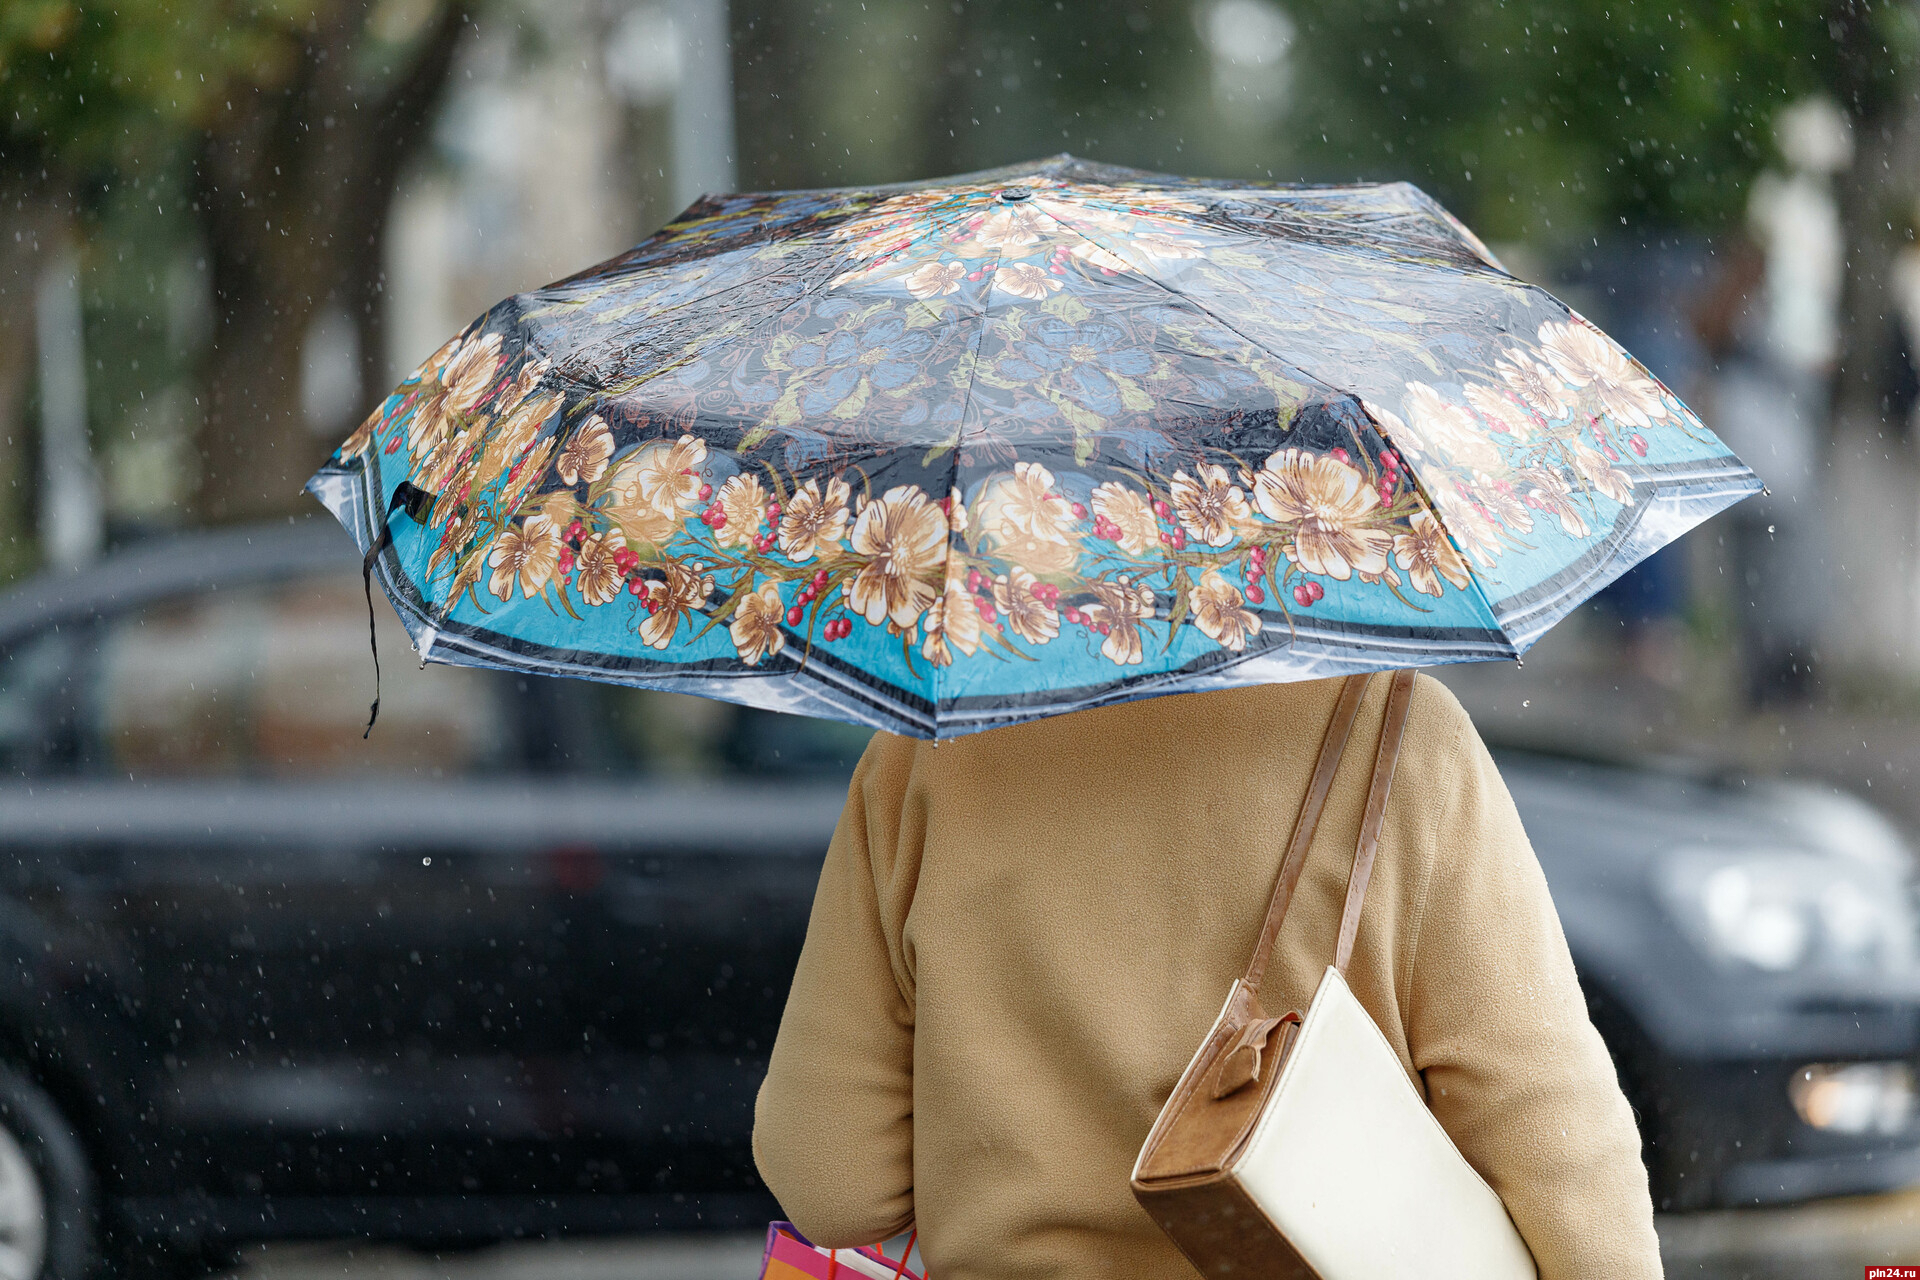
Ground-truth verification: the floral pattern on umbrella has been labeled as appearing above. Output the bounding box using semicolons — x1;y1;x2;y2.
311;155;1759;739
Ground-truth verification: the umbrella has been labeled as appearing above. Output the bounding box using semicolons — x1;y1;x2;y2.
308;155;1759;740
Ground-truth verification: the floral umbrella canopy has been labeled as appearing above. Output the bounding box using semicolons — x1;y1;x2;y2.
309;155;1759;739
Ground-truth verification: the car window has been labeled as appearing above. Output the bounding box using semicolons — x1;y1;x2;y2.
90;572;512;779
0;626;84;777
28;563;873;782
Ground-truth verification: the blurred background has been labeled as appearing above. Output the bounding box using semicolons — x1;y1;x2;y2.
8;1;1920;1277
7;0;1920;778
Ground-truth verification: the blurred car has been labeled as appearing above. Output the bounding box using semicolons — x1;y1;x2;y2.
1;520;1919;1277
1500;748;1920;1211
0;519;872;1278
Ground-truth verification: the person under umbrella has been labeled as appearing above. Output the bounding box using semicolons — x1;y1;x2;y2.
315;157;1755;1279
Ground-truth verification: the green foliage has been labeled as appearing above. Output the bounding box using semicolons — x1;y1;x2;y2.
732;0;1214;189
1285;0;1920;243
1;0;453;179
933;0;1211;174
0;0;317;175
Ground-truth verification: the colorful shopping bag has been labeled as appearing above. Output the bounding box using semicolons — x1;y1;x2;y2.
758;1221;925;1280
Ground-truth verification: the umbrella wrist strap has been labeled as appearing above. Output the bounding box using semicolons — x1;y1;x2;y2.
361;483;436;738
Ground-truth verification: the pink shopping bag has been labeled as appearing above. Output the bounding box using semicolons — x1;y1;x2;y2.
757;1221;925;1280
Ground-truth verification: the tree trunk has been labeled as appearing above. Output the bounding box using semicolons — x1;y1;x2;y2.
1821;0;1920;675
194;0;468;524
1830;1;1920;428
730;0;962;189
0;172;74;579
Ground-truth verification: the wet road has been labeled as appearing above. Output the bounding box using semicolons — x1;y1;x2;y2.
1658;1188;1920;1279
212;1192;1920;1280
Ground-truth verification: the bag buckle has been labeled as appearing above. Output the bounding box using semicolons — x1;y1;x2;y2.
1211;1011;1300;1099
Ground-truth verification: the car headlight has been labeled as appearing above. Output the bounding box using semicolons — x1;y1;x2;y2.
1656;848;1917;976
1789;1062;1917;1134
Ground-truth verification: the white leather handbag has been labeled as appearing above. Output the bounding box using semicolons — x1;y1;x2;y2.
1131;670;1537;1280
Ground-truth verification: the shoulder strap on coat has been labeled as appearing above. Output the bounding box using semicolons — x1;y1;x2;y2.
1241;673;1372;990
1334;667;1418;975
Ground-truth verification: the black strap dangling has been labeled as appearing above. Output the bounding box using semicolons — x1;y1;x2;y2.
362;482;437;738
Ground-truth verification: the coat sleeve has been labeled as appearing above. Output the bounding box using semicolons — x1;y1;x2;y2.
752;732;919;1248
1404;717;1663;1280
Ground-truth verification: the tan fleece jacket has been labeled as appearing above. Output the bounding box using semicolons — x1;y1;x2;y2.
753;674;1661;1280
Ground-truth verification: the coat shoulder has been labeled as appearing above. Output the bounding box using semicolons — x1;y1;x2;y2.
1406;671;1473;738
1387;672;1481;793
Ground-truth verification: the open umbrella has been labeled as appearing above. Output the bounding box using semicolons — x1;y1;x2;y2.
309;155;1759;739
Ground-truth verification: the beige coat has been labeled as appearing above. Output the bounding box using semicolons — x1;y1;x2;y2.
753;674;1662;1280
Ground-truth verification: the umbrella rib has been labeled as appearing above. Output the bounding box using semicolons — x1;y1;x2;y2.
938;244;1006;730
1359;445;1515;654
593;196;1000;400
1027;199;1517;650
1026;199;1356;403
790;194;1014;294
1105;182;1518;283
598;252;852;400
951;244;1005;466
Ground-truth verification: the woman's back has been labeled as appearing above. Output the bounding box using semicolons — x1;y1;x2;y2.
753;675;1660;1280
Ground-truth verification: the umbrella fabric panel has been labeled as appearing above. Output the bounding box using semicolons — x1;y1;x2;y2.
1034;184;1758;642
311;156;1758;739
310;454;950;732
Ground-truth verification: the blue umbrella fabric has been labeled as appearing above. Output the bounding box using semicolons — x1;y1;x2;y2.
309;155;1759;739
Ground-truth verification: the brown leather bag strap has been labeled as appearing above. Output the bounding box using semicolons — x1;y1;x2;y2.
1242;673;1373;990
1333;668;1418;975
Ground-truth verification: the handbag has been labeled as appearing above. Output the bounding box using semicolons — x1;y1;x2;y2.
757;1221;926;1280
1131;669;1538;1280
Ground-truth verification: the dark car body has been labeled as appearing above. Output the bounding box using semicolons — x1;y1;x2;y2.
1501;749;1920;1209
0;520;1916;1266
0;521;867;1261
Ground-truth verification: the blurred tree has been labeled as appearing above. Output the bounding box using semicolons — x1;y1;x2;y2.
1284;0;1920;424
729;0;1915;254
191;0;469;522
2;0;470;526
3;0;313;546
0;178;62;579
730;0;1211;191
926;0;1211;175
1281;0;1920;681
1825;0;1920;432
732;0;963;188
1819;1;1920;679
1284;0;1848;245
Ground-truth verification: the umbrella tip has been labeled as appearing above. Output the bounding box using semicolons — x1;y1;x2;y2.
1514;657;1525;668
1761;485;1772;497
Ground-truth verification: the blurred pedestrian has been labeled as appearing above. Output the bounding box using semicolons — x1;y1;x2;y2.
753;674;1660;1279
1690;97;1847;705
